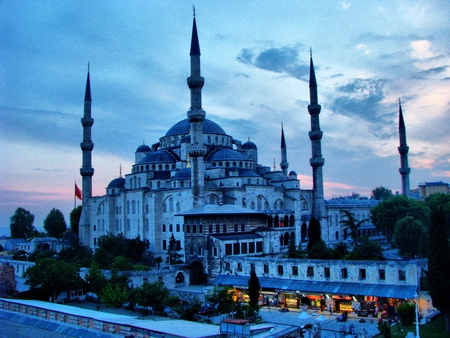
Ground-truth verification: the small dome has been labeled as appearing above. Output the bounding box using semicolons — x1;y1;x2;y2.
165;118;227;137
140;150;175;164
289;170;297;177
136;144;151;153
173;168;191;179
208;148;248;161
108;177;125;189
242;141;257;149
239;169;259;177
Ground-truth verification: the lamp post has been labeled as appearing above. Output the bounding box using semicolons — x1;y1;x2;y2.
414;292;420;338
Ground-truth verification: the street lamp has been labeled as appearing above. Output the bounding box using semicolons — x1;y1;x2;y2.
414;292;420;338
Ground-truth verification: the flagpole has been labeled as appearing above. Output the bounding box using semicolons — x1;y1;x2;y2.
74;181;76;210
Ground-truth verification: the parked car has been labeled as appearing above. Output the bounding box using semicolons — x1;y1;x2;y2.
199;306;216;317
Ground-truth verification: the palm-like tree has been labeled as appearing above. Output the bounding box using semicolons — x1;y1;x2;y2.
339;210;369;245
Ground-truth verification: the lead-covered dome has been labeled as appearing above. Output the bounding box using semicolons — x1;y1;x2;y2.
136;144;151;153
165;118;227;137
140;150;176;164
242;141;257;149
208;148;249;161
107;177;125;188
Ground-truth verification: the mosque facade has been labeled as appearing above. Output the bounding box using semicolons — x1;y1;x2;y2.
78;16;382;267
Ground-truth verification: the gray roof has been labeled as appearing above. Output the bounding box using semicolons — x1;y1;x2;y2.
165;118;227;137
213;275;417;299
178;204;266;216
211;233;263;241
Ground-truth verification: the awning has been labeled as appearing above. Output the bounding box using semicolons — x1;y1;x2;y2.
213;274;417;299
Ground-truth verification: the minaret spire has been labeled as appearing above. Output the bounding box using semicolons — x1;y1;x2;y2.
307;51;326;219
280;122;289;177
398;98;411;196
79;65;95;246
187;12;206;208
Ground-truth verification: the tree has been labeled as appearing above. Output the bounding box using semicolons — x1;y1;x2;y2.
333;242;348;258
307;217;322;251
84;262;108;296
287;238;305;258
10;207;36;238
394;216;427;257
57;238;93;268
371;186;393;201
425;193;450;234
428;206;450;331
346;238;383;260
110;256;133;271
100;283;128;308
132;281;169;313
166;233;183;265
44;208;67;239
206;286;235;315
339;210;369;244
27;243;57;262
23;258;84;302
248;268;260;315
70;206;82;235
370;195;430;242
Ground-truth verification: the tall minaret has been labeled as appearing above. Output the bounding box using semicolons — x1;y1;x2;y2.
79;66;94;245
280;123;289;177
307;51;326;219
398;99;411;196
187;10;206;208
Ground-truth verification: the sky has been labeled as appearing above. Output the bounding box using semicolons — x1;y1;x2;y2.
1;1;449;236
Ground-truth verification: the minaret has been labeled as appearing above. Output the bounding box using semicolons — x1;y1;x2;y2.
398;99;411;196
307;51;326;219
187;10;206;208
79;66;94;245
280;122;289;177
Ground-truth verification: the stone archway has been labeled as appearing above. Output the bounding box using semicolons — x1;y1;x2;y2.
190;261;206;285
175;272;185;286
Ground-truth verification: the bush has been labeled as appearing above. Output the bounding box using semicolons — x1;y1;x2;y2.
397;302;415;326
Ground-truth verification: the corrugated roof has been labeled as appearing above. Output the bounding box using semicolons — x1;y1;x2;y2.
213;275;417;299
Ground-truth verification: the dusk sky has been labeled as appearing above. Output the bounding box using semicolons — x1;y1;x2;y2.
1;1;449;235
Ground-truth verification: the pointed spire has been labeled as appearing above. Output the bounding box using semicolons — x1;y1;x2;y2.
119;164;122;178
84;63;91;101
309;48;317;88
281;122;286;148
190;8;201;56
398;98;405;129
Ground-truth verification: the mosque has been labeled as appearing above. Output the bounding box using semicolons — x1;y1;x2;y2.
77;15;402;270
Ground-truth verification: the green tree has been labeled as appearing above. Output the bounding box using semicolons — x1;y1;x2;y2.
307;217;322;251
206;286;235;315
287;238;305;258
44;208;67;239
377;319;391;338
428;206;450;331
394;216;427;257
396;302;415;326
10;207;36;239
110;256;133;271
132;281;169;313
333;242;348;258
23;258;84;302
166;233;183;265
84;262;108;296
371;186;393;201
370;195;430;242
248;268;260;315
95;233;147;265
425;193;450;234
57;238;93;268
346;238;383;260
100;283;129;308
27;243;57;262
70;206;82;235
340;209;369;244
307;240;334;259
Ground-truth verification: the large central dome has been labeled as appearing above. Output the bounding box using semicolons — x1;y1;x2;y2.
165;118;227;137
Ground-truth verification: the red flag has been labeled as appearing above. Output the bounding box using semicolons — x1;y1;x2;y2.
75;183;82;200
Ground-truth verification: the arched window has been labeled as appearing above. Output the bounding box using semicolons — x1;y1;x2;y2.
127;219;130;231
169;197;174;213
132;201;136;214
127;201;130;214
290;215;295;227
176;203;180;212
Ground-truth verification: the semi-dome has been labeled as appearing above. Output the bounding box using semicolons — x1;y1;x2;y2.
242;141;257;149
173;168;191;179
140;150;176;164
208;148;249;161
136;144;151;153
165;118;227;137
239;169;260;177
107;177;125;189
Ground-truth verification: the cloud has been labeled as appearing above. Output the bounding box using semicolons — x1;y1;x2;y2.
238;45;309;81
410;40;434;59
329;77;397;138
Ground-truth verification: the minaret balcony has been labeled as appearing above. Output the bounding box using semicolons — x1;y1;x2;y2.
81;117;94;127
187;108;206;121
308;130;323;141
187;76;205;89
309;157;325;167
398;145;409;154
399;168;411;175
307;104;321;115
188;145;206;157
80;142;94;151
80;167;94;176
